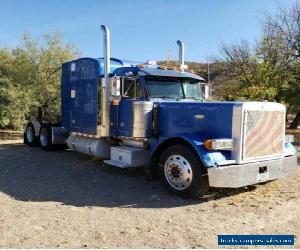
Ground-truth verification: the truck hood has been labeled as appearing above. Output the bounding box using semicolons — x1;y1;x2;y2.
155;101;240;139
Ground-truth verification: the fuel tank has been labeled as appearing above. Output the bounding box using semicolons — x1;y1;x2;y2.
66;134;111;159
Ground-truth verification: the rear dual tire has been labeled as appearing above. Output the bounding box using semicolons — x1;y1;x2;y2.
24;122;39;146
24;122;58;151
39;125;66;151
24;121;66;151
39;125;54;151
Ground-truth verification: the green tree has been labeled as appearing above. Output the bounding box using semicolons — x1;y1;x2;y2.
262;1;300;128
0;48;32;129
214;1;300;129
0;32;80;129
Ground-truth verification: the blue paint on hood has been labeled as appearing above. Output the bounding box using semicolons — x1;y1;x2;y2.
156;101;238;139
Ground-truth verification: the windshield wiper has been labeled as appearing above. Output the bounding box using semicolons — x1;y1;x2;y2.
185;96;202;100
151;96;181;100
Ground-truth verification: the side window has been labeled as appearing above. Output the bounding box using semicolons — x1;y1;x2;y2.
122;78;143;99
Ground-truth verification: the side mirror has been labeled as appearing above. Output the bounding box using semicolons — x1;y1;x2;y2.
110;77;121;96
202;83;210;100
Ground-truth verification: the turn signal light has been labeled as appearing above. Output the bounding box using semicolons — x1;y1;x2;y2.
111;99;120;106
204;139;234;150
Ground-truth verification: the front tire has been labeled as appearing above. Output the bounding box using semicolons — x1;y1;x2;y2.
159;144;209;198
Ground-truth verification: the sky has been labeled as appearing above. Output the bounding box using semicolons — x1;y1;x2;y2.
0;0;296;63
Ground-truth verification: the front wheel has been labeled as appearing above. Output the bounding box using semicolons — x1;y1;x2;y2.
159;144;209;198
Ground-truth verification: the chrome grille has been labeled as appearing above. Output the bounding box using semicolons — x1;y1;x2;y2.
242;110;285;160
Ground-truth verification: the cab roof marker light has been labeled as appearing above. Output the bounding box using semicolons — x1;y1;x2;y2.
137;64;145;68
204;139;234;150
159;64;168;70
146;60;157;65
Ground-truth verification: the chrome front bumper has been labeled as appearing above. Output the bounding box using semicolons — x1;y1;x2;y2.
207;155;298;188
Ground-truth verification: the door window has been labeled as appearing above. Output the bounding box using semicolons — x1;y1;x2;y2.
122;78;143;99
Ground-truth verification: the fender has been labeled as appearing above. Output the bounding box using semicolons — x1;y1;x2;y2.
149;134;232;168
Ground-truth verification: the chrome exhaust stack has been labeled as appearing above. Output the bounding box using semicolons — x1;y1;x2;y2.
177;40;187;71
101;25;110;81
100;25;111;137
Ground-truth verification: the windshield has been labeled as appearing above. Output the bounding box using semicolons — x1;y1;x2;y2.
146;77;202;100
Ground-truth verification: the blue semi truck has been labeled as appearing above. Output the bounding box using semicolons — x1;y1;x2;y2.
24;25;297;198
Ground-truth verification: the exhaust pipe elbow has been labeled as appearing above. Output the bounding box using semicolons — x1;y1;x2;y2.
101;25;111;78
100;25;111;137
176;40;185;68
101;24;109;33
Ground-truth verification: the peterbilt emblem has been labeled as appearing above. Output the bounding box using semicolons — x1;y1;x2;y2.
194;114;205;120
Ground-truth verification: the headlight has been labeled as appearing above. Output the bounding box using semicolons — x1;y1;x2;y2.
204;139;234;150
285;134;294;143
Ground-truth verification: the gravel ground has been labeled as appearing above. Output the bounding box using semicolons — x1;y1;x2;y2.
0;140;299;248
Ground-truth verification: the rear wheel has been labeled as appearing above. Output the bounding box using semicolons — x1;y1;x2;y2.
25;122;39;146
39;126;53;151
159;144;209;198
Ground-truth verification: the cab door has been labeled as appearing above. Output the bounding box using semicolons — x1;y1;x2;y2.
109;76;144;137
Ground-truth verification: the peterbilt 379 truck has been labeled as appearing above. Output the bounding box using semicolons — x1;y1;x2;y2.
24;25;297;198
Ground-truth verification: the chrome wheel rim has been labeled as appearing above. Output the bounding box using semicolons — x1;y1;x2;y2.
164;154;193;190
26;126;34;143
40;128;48;147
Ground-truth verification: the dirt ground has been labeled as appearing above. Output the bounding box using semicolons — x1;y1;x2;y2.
0;139;299;248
